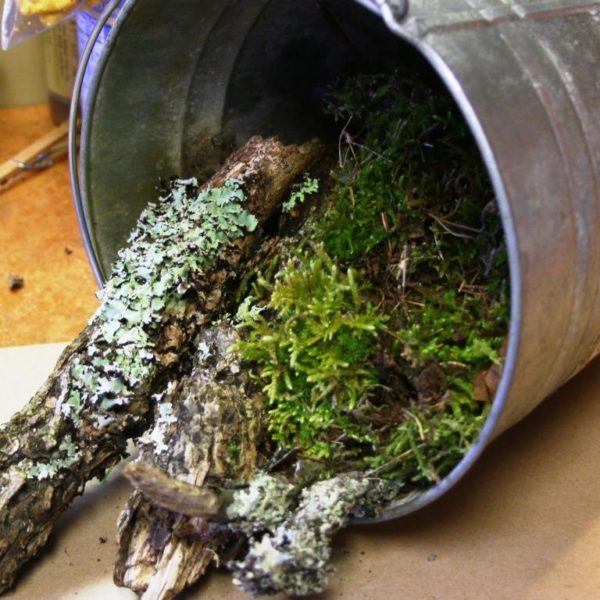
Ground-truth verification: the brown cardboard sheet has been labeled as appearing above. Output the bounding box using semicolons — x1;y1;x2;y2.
1;343;600;600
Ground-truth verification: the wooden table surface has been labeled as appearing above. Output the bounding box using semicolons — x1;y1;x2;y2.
0;105;98;347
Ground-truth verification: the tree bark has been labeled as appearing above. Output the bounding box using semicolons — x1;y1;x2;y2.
0;136;323;592
115;319;399;598
115;323;263;599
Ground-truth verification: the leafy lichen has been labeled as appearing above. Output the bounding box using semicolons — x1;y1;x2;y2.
59;178;257;425
229;473;397;596
282;174;319;213
226;472;296;534
24;179;258;481
25;435;82;481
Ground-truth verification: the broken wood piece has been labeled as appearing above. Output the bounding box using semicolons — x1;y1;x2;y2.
0;135;323;592
115;322;264;600
0;121;71;193
122;462;226;519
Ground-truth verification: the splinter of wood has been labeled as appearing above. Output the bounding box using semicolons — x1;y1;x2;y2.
122;462;226;519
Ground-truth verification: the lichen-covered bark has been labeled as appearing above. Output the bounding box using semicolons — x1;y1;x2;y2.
122;456;398;598
115;323;264;600
227;474;398;596
0;136;323;592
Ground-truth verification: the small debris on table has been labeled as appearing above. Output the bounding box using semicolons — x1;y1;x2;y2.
8;275;24;291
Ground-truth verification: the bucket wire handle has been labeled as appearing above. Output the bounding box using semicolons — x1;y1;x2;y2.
69;0;123;286
376;0;409;22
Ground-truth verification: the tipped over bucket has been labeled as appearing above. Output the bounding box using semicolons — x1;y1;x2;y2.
71;0;600;520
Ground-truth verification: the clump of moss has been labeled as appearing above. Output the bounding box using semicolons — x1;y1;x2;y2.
234;247;387;461
235;70;509;488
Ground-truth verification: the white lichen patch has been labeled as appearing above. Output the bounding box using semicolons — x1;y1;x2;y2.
142;398;178;455
226;472;296;534
54;179;257;429
197;341;211;361
229;474;397;596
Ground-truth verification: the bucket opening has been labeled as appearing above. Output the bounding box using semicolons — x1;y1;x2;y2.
81;0;512;519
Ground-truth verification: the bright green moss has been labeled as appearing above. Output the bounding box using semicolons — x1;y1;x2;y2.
367;397;491;482
234;246;387;461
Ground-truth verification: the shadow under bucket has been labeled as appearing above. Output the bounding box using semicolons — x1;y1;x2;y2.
71;0;600;521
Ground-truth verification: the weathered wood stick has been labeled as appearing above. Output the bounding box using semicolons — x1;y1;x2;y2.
122;462;225;519
116;322;399;598
122;455;399;598
0;136;323;592
115;323;263;599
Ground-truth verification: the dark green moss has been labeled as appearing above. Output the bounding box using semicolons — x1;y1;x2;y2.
236;70;509;487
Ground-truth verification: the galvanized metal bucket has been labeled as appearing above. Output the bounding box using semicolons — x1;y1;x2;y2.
70;0;600;521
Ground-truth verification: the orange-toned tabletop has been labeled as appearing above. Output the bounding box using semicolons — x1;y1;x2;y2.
0;105;98;348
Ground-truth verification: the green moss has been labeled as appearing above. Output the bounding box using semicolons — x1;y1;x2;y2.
368;397;490;482
402;287;507;368
227;441;241;466
234;246;387;461
234;70;509;488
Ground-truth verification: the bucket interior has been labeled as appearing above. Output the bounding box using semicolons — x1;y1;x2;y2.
179;0;427;178
81;0;508;519
82;0;473;277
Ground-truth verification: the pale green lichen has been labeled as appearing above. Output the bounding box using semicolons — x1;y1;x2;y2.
225;471;396;595
228;473;397;595
282;174;319;213
226;472;296;535
54;178;257;428
24;179;256;481
25;435;82;481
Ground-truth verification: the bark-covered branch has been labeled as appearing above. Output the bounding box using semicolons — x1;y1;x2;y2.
123;456;398;597
115;323;264;599
227;473;398;596
0;136;322;592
